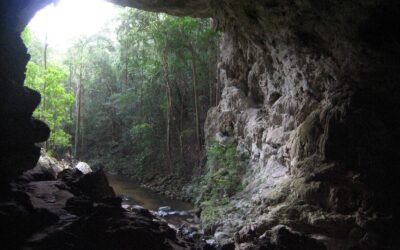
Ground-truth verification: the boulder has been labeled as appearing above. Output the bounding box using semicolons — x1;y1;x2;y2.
65;195;94;216
24;153;92;182
214;231;232;246
58;168;84;184
75;162;92;174
73;169;115;201
131;205;152;216
158;206;172;212
269;226;326;250
33;153;68;178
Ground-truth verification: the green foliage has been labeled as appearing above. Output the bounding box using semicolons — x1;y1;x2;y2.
131;123;152;137
192;142;246;230
22;28;45;65
23;27;75;154
129;123;153;173
200;201;234;233
24;61;74;152
203;142;245;200
73;9;218;177
23;9;219;183
21;28;32;46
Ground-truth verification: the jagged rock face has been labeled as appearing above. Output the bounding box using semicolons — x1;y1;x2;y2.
0;78;50;185
110;0;211;17
0;0;53;185
1;165;190;249
203;1;400;249
1;0;400;249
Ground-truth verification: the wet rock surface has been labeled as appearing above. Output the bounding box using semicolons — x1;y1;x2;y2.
108;174;205;243
200;1;400;249
1;165;193;250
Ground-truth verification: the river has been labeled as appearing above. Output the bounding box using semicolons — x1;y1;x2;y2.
106;173;193;212
107;174;212;245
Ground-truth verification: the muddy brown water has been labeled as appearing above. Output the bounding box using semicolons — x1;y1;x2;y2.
107;174;205;242
106;174;193;212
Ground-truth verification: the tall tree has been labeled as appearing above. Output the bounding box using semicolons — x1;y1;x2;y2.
23;9;219;177
74;64;83;158
160;46;173;171
22;28;74;154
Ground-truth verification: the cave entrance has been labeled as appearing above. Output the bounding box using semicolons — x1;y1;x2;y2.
23;0;122;159
23;0;219;185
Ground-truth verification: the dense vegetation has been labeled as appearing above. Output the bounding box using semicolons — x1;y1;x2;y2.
22;6;251;233
23;9;220;180
22;30;74;153
193;142;247;230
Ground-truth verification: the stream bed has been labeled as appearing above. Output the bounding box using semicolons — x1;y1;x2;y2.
106;174;201;232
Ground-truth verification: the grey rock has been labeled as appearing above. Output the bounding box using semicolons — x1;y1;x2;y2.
33;153;69;178
75;162;92;175
158;206;172;212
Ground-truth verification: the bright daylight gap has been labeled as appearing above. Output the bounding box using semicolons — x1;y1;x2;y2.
29;0;119;54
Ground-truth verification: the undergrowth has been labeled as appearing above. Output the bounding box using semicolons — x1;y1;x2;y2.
192;141;247;232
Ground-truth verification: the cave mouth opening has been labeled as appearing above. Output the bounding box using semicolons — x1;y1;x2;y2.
22;0;219;183
22;0;122;160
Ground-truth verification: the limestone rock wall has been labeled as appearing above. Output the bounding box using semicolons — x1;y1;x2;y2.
203;0;400;249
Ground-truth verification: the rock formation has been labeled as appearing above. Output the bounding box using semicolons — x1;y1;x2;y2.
202;1;400;249
1;155;191;249
1;0;400;249
75;162;92;174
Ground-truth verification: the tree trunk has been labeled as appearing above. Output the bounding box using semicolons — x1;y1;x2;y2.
215;44;220;106
42;33;48;150
175;85;185;163
69;63;74;122
187;43;201;151
44;33;48;70
209;76;213;107
74;67;82;159
124;41;129;87
207;46;213;107
161;48;173;172
80;85;84;157
139;51;145;119
179;98;184;162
